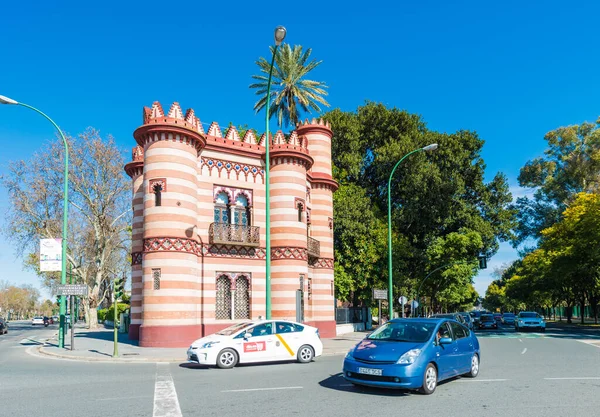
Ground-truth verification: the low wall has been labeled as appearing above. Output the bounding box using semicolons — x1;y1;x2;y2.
336;322;366;335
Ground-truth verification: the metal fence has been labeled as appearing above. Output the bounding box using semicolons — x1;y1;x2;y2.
335;307;368;324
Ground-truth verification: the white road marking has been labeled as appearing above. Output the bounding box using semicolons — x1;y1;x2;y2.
221;386;304;393
153;363;182;417
521;348;527;354
518;338;523;343
458;379;508;382
544;377;600;381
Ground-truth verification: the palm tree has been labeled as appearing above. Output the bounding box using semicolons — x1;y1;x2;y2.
250;44;330;128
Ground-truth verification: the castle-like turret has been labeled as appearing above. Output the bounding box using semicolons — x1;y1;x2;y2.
132;102;206;347
298;118;338;337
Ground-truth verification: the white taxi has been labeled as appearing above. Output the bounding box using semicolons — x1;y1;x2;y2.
187;320;323;368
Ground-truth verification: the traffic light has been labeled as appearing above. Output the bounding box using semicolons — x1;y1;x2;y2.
114;277;125;300
478;255;487;270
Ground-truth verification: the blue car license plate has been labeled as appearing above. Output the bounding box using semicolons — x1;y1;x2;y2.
358;367;382;376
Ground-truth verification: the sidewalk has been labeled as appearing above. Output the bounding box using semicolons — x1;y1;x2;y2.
38;324;368;363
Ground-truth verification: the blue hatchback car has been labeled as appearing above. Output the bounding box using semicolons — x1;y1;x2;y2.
343;318;480;394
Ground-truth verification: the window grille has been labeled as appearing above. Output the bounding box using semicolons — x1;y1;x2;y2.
234;276;250;319
216;276;232;320
152;268;161;290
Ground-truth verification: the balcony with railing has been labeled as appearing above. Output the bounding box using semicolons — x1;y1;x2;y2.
307;236;321;258
209;223;260;246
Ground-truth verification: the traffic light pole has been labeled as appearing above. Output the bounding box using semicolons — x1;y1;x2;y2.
112;294;118;357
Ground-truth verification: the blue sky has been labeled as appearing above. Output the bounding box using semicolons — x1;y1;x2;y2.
1;0;599;299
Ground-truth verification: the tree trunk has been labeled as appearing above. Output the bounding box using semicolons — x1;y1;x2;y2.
580;297;585;325
566;306;573;324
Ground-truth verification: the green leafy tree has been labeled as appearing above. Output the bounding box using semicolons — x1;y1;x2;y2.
250;44;330;127
514;118;600;244
325;102;516;312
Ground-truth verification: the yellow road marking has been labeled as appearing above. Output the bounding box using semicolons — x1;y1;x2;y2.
275;334;294;356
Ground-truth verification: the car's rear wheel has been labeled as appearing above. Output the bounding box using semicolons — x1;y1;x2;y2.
216;348;238;369
419;363;437;395
297;345;314;363
465;354;479;378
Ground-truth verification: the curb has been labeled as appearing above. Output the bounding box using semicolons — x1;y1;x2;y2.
37;346;184;363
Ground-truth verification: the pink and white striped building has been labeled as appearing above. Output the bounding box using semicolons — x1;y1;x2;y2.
125;101;338;347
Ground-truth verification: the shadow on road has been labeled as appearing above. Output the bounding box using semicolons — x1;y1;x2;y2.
475;323;600;340
75;330;139;346
319;373;413;396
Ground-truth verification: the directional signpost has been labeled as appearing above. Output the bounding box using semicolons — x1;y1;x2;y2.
56;285;87;350
398;296;408;318
373;289;388;325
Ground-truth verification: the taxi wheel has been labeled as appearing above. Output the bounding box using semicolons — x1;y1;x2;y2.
216;348;239;369
297;345;314;363
419;363;437;395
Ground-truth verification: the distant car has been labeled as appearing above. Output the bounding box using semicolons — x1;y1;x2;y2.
458;312;475;330
478;314;498;330
502;313;516;325
429;313;468;327
187;320;323;368
343;318;480;394
43;316;54;326
0;317;8;334
469;311;482;326
515;312;546;332
493;313;502;322
31;316;45;326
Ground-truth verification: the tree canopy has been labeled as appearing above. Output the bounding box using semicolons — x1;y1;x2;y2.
326;102;516;313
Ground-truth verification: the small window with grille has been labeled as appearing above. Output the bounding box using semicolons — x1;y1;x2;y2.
307;278;312;301
152;268;161;290
153;183;162;207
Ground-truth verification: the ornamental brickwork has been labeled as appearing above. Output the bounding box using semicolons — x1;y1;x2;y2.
125;101;338;347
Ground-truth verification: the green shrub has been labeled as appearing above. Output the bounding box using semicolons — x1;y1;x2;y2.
105;303;129;322
97;309;108;322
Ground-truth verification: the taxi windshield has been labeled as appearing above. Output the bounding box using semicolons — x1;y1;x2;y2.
216;322;253;336
367;321;436;343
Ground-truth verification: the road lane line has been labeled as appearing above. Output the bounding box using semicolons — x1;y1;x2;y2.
221;386;303;393
153;363;182;417
518;338;523;343
521;348;527;354
544;377;600;380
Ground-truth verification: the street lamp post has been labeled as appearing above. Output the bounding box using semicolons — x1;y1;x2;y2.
265;26;286;320
387;143;438;320
0;95;69;348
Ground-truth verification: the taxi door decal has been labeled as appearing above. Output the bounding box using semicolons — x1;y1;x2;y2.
275;334;294;356
243;341;266;352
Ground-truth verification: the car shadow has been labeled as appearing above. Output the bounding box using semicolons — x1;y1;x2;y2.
179;359;301;371
319;373;419;396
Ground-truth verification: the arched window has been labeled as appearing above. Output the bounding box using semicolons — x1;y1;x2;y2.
214;192;230;224
215;275;232;320
234;276;250;319
234;194;250;226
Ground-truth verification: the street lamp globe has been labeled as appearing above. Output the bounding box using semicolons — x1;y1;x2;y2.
423;143;439;152
0;95;18;105
274;26;286;45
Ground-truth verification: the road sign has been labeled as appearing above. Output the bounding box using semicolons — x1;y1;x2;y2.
398;296;408;305
373;289;388;300
56;284;88;296
411;300;419;308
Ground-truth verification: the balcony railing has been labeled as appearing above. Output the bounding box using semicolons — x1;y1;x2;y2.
307;236;320;258
209;223;260;246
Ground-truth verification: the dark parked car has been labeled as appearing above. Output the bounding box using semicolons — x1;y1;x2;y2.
502;313;516;325
493;313;502;323
0;317;8;334
458;312;474;330
469;311;482;326
478;314;498;330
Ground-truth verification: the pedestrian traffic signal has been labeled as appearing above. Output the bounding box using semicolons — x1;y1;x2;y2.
478;255;487;269
114;277;125;300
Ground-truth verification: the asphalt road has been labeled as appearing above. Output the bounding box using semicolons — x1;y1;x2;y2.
1;321;599;417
